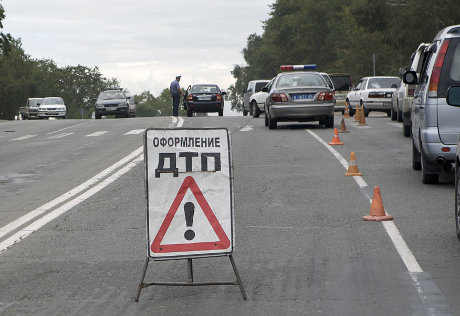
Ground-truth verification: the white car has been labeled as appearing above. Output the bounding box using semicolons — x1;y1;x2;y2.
248;78;275;118
346;76;400;117
38;97;67;119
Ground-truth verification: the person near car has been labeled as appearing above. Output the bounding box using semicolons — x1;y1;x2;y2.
170;75;182;117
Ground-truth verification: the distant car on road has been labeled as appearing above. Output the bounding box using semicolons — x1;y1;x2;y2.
242;79;270;116
183;84;226;117
264;65;335;129
94;89;135;119
329;73;353;114
38;97;66;119
346;76;400;117
19;98;43;120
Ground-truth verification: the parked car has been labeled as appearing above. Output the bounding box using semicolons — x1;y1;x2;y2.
248;78;275;118
346;76;400;117
450;87;460;238
329;73;353;114
264;65;335;129
404;25;460;184
391;43;429;137
126;95;137;118
38;97;66;119
19;98;43;120
242;79;270;116
94;89;134;119
183;84;226;117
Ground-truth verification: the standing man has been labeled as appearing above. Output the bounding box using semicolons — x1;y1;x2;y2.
170;75;182;117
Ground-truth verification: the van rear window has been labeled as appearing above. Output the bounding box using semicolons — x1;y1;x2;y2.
449;43;460;81
439;38;460;97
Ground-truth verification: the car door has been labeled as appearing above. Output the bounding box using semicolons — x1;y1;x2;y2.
348;79;364;107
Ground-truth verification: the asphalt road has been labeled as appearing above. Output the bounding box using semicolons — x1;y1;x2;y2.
0;114;459;315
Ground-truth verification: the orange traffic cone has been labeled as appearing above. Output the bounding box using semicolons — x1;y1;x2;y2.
354;104;361;122
358;106;367;126
338;118;349;133
329;128;344;145
345;152;362;176
363;186;393;221
343;102;350;118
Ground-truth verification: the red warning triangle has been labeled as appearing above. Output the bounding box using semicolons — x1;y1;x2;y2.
151;176;230;253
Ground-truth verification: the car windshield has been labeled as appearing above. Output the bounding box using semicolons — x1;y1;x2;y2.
28;99;43;106
330;76;352;91
255;82;269;92
191;85;219;93
277;73;327;88
367;78;400;89
98;91;125;100
42;97;64;105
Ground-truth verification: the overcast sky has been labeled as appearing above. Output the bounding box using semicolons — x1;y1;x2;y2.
2;0;273;96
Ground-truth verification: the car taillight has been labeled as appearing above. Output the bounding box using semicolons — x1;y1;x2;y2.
368;92;385;98
317;92;333;101
271;93;288;102
216;94;222;101
187;94;193;101
428;39;450;98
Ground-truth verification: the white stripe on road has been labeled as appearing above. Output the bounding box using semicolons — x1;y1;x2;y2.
86;131;109;137
124;129;145;135
306;129;423;273
48;132;73;139
9;135;37;141
47;122;89;135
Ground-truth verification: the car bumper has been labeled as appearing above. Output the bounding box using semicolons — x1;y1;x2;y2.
96;107;128;115
270;104;334;119
38;111;66;117
363;100;392;110
421;127;457;163
188;102;223;113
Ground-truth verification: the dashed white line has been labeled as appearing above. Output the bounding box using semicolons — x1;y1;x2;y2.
48;132;74;139
9;135;37;141
124;129;145;135
86;131;109;137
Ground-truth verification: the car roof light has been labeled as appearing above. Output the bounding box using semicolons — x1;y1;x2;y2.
280;64;317;71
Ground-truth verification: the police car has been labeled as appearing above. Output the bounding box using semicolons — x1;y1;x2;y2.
263;65;335;129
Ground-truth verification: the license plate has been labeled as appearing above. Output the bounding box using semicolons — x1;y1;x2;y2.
106;107;117;111
336;96;344;100
383;102;391;107
292;94;314;100
385;93;392;98
199;97;211;101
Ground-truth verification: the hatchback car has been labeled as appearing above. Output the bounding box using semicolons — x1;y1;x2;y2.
183;84;226;117
38;97;66;119
404;25;460;184
242;79;270;116
248;78;275;118
346;76;400;117
94;89;134;119
264;65;335;129
329;73;353;114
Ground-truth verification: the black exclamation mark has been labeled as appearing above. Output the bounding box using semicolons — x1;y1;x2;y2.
184;202;195;241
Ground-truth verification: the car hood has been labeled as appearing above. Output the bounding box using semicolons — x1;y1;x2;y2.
96;98;126;105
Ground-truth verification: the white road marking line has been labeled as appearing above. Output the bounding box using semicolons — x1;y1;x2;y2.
387;122;403;128
9;135;37;141
0;147;144;240
0;155;144;253
306;128;423;273
48;132;74;139
124;129;145;135
47;122;89;135
86;131;109;137
240;125;254;132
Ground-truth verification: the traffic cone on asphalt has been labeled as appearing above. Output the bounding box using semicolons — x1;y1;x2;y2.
363;186;393;221
328;128;344;145
359;106;367;126
343;102;350;118
345;152;362;176
354;104;361;122
338;118;349;133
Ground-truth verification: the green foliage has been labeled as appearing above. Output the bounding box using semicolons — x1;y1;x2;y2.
230;0;460;108
135;88;186;117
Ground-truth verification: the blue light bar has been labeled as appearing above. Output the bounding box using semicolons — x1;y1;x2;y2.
280;64;317;71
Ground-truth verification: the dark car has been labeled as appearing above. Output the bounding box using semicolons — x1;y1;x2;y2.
183;84;226;117
94;89;135;119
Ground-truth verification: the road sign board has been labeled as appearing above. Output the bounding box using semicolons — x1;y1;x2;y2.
144;128;233;259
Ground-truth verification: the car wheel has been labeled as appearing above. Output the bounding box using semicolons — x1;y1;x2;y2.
421;148;439;184
243;109;248;116
325;115;334;128
249;103;254;116
267;109;277;129
391;106;397;121
187;108;193;117
264;105;269;127
455;163;460;240
412;139;421;170
397;108;403;122
403;123;410;137
252;102;260;118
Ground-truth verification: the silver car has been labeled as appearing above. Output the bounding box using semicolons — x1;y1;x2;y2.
264;67;335;129
38;97;66;119
404;25;460;184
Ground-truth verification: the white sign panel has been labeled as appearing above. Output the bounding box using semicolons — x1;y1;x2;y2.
144;128;233;259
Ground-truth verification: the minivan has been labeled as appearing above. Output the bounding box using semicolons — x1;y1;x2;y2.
404;25;460;184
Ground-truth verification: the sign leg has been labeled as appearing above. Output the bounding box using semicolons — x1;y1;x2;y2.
229;255;247;300
135;257;150;302
187;258;194;283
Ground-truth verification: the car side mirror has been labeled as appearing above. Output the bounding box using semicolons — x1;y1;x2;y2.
446;86;460;106
261;87;268;92
92;98;97;101
403;71;418;85
242;89;247;93
221;91;227;95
